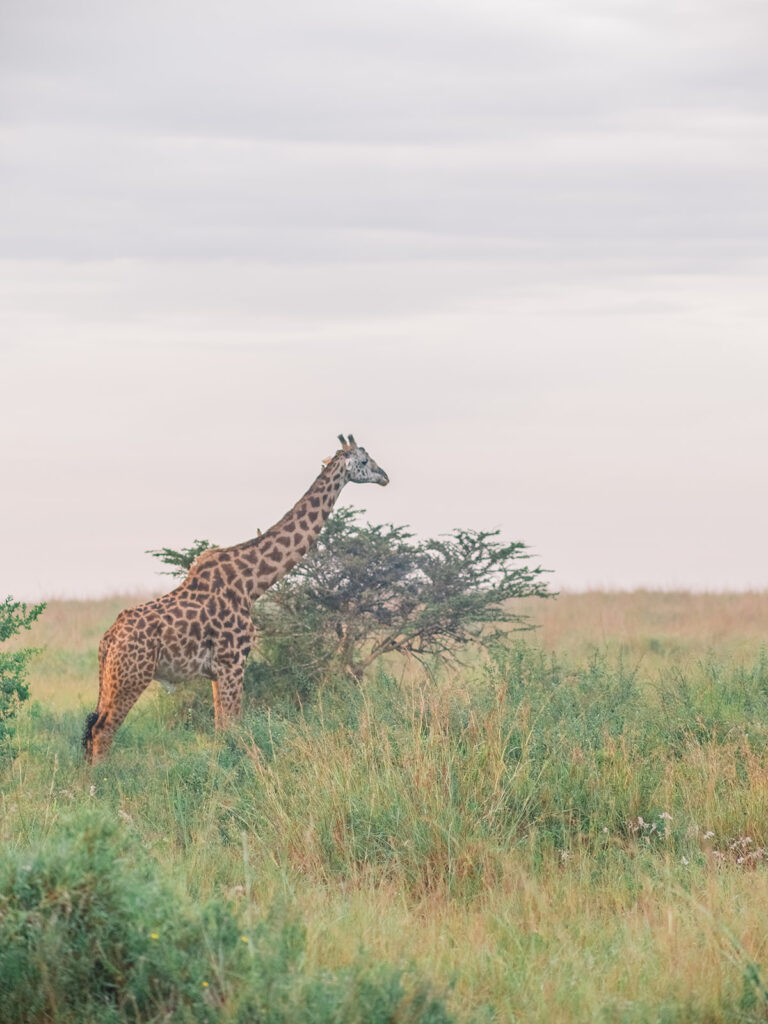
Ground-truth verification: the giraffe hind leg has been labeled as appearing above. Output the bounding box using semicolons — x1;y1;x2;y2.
84;627;114;758
84;639;157;764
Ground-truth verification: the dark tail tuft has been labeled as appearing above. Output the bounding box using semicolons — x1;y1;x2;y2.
83;711;99;749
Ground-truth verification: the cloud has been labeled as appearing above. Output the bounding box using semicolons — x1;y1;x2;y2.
4;1;768;137
1;0;767;267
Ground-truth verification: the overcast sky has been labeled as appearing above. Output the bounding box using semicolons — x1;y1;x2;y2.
2;0;767;598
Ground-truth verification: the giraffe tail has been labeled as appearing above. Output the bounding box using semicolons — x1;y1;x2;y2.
82;711;99;750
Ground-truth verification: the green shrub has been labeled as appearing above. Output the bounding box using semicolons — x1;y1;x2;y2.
0;596;45;742
0;808;454;1024
0;811;211;1022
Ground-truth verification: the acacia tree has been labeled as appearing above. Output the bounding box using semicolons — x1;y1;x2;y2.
150;508;553;694
0;597;45;741
251;508;552;685
145;539;216;575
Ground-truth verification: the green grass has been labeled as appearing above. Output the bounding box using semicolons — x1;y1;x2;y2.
4;597;768;1021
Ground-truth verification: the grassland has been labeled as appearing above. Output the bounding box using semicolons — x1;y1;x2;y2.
3;591;768;1022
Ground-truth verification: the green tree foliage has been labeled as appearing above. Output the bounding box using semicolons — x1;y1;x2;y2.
145;538;216;576
0;596;45;741
149;509;552;694
252;508;552;688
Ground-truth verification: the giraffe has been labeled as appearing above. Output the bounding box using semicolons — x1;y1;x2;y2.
83;435;388;763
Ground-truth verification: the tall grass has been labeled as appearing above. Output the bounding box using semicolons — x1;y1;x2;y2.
3;594;768;1021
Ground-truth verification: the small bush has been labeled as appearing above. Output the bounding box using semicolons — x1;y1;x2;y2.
0;808;454;1024
0;596;45;742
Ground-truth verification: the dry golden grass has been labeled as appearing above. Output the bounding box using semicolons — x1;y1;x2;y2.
20;594;155;654
517;588;768;665
13;593;155;707
16;589;768;709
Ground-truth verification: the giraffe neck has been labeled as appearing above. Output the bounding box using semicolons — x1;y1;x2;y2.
233;453;348;600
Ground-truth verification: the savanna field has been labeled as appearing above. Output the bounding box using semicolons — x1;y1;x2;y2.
4;591;768;1023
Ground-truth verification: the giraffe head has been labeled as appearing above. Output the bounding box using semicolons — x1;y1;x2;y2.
335;434;389;486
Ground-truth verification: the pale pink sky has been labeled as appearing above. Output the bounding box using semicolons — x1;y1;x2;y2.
2;0;767;597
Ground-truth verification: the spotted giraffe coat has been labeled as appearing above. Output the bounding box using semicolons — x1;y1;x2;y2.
83;439;388;762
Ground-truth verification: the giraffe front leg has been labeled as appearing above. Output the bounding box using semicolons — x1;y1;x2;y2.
210;625;252;729
211;660;246;730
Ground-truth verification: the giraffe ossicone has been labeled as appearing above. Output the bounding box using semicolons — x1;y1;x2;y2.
83;435;388;763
